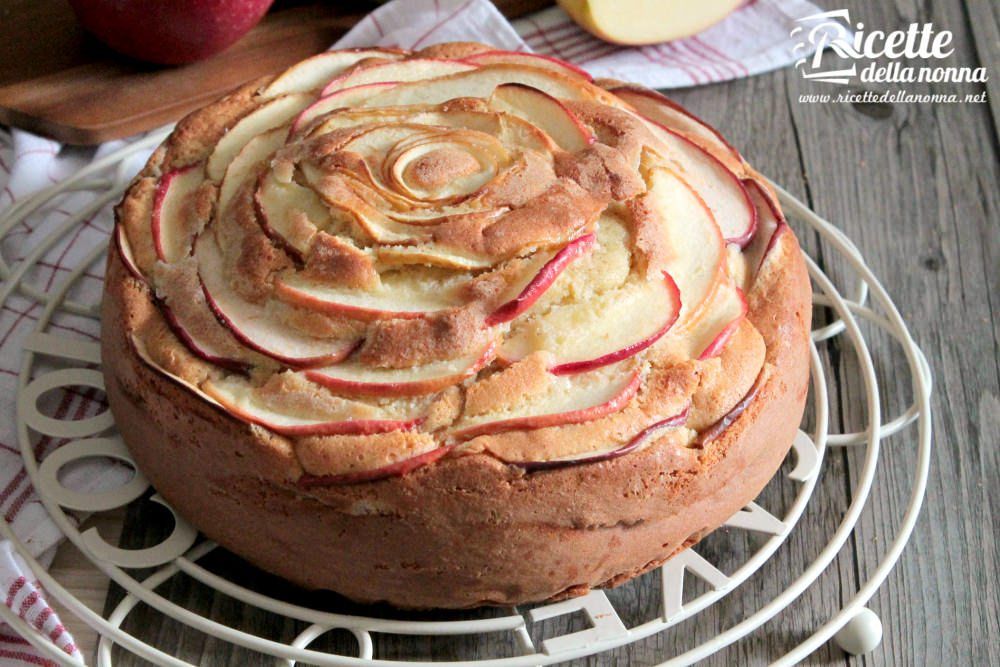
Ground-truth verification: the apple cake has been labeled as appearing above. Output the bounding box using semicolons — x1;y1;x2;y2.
102;42;811;608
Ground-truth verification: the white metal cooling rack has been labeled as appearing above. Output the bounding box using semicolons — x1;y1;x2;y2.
0;135;933;665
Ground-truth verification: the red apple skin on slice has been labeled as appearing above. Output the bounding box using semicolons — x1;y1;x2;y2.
490;83;596;153
642;120;756;247
516;405;690;471
741;178;789;279
462;50;593;81
196;235;355;368
697;288;748;360
290;82;399;135
203;379;424;437
548;272;682;375
152;162;203;262
486;234;596;326
262;48;405;97
451;368;641;440
695;368;765;446
115;224;145;282
305;343;497;398
612;85;741;166
159;302;250;375
297;445;454;487
320;58;477;96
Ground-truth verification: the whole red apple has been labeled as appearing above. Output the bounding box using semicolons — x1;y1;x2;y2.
67;0;276;65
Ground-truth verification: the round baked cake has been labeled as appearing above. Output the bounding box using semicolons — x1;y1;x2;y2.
102;42;811;608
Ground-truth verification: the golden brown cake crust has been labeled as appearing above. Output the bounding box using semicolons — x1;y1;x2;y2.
102;44;812;608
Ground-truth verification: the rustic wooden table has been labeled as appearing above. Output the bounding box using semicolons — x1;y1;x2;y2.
47;0;998;664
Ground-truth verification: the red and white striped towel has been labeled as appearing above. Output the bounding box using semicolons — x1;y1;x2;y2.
0;0;825;661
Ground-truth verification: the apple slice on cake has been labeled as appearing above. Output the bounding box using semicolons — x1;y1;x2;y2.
206;94;311;181
499;272;681;374
262;48;404;97
451;363;641;439
462;50;592;81
321;58;478;96
486;234;596;326
195;234;355;368
613;86;742;169
306;342;496;397
151;162;204;263
490;84;596;153
203;375;424;436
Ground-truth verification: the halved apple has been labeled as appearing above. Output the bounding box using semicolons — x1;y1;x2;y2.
274;269;464;320
486;234;596;326
361;64;613;109
450;364;641;440
195;234;356;367
217;126;286;217
206;94;310;181
203;375;423;436
463;50;592;81
741;178;788;282
254;170;332;260
321;58;478;96
560;0;742;45
490;83;595;153
695;284;748;359
261;48;404;97
305;342;496;397
612;86;741;169
290;82;399;134
298;444;453;486
515;405;690;471
152;162;203;262
643;124;756;246
500;272;681;375
642;167;726;329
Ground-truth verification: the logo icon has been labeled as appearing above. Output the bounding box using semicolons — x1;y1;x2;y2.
791;9;859;84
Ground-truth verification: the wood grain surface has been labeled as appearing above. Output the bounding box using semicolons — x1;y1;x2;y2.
44;0;998;664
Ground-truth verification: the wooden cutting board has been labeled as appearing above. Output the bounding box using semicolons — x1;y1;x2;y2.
0;0;552;145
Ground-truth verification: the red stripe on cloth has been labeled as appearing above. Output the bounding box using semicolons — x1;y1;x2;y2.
559;41;618;63
0;648;56;666
530;27;590;53
575;45;621;64
368;12;385;37
17;591;39;618
0;632;31;645
410;0;475;49
31;607;52;631
0;470;27;506
539;32;594;57
683;39;737;79
1;303;101;342
692;35;749;77
43;215;97;291
59;642;77;657
519;19;575;41
46;625;65;645
658;43;715;83
6;577;26;608
638;47;701;86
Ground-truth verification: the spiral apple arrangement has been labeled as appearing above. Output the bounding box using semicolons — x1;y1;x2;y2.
115;46;789;483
